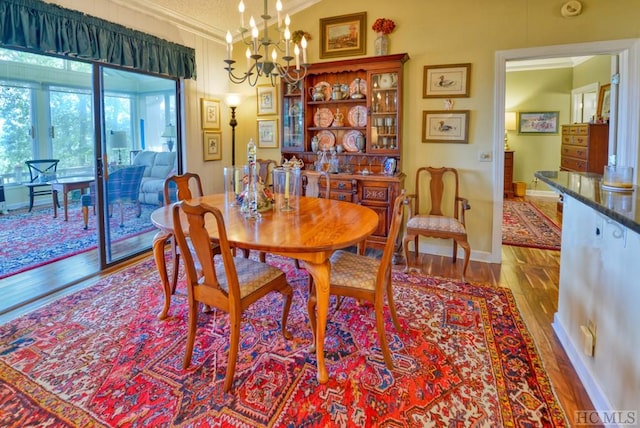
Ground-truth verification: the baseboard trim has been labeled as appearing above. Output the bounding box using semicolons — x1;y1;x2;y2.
526;189;558;198
552;313;615;418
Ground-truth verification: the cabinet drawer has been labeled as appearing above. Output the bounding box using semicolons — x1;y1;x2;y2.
327;178;355;192
358;182;390;204
562;135;573;144
328;191;354;202
575;125;589;135
561;144;588;160
561;156;587;171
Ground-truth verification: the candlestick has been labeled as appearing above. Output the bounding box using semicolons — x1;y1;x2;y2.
284;170;290;199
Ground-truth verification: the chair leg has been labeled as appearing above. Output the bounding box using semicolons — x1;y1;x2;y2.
170;245;180;294
259;252;266;263
182;297;199;369
452;240;458;262
136;200;141;218
386;272;401;332
82;206;89;230
28;189;35;212
459;239;471;282
119;202;125;227
403;234;419;273
224;311;241;392
280;287;293;340
375;296;394;370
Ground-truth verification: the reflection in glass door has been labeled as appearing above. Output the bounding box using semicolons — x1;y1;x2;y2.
98;67;178;265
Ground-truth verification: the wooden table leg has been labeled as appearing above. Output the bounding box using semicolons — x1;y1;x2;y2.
153;230;172;320
63;190;69;221
52;189;59;218
302;259;331;384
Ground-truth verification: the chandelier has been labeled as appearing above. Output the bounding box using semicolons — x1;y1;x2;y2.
224;0;308;87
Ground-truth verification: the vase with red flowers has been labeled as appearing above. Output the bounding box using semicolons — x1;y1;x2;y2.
372;18;396;56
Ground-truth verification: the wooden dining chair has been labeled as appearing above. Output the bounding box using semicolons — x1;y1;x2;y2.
163;173;220;295
402;166;471;281
172;201;293;392
307;191;406;370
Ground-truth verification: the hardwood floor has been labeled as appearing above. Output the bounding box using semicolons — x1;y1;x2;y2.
0;195;599;426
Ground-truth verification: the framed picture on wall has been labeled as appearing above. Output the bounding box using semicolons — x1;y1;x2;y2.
257;85;278;116
201;98;221;129
423;63;471;98
319;12;367;59
203;131;222;161
518;111;559;134
422;110;470;143
597;83;611;120
257;118;279;148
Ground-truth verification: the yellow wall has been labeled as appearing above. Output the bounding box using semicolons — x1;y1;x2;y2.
50;0;640;259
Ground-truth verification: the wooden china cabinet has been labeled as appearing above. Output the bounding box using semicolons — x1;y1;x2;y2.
280;53;409;250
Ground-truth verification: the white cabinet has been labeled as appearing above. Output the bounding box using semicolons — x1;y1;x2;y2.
555;195;640;413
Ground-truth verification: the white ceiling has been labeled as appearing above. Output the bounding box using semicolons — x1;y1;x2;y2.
109;0;320;43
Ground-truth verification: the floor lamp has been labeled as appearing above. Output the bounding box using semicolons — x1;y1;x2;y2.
225;94;241;166
162;124;177;152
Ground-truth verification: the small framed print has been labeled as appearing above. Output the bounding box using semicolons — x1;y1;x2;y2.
203;131;222;161
597;83;611;120
518;111;559;134
422;110;470;143
201;98;221;129
319;12;367;59
257;118;279;148
423;63;471;98
257;85;278;116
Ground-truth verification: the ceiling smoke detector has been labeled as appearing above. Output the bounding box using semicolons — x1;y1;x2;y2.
561;1;583;17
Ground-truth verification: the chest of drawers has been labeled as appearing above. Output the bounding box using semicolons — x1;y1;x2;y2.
560;123;609;174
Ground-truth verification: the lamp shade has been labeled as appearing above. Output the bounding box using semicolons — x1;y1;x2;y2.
505;112;517;131
162;124;177;138
225;93;242;107
110;131;128;148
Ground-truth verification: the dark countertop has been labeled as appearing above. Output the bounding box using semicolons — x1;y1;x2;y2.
535;170;640;235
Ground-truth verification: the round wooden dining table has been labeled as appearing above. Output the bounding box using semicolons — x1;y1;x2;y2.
150;193;379;384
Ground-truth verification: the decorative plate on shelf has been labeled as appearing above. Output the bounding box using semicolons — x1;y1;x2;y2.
349;78;367;98
313;81;332;101
314;107;334;128
316;130;336;150
342;130;363;152
348;105;367;127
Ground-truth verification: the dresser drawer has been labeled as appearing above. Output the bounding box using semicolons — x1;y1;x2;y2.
328;191;354;202
572;135;589;146
561;156;587;171
561;144;588;160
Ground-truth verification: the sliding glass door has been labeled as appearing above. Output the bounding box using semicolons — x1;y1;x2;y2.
98;67;178;264
0;46;180;282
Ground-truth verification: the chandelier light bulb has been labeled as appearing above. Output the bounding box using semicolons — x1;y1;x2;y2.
249;16;256;29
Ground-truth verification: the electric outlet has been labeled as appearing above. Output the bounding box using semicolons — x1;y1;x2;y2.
478;151;493;162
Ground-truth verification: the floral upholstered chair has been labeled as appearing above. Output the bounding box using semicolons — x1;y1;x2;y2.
402;167;471;281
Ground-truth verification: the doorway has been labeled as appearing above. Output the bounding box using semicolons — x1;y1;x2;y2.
492;39;640;262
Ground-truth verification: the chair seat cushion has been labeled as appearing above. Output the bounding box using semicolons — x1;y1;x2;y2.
406;215;466;235
329;250;380;291
213;256;285;297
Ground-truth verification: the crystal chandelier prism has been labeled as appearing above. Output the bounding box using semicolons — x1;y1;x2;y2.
224;0;308;87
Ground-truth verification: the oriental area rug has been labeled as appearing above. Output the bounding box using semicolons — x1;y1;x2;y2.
0;255;567;427
502;200;562;251
0;203;156;279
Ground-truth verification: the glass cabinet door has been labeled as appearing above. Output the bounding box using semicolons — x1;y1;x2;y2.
370;71;399;153
282;82;304;151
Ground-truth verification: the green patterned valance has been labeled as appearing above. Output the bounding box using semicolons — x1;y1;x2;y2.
0;0;196;79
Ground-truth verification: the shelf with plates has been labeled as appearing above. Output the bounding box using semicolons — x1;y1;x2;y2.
279;53;409;251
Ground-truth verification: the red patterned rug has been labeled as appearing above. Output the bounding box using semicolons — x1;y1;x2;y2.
0;255;567;427
502;200;562;250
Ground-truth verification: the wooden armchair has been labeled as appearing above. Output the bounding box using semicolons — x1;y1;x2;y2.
402;167;471;281
172;200;293;392
308;191;406;369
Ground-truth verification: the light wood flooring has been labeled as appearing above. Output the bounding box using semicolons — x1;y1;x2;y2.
0;195;599;426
